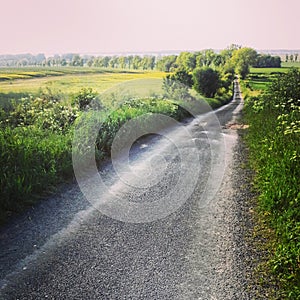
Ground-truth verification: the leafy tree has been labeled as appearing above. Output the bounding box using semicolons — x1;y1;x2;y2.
132;56;142;69
118;56;127;69
71;55;84;67
192;67;220;98
254;55;281;68
156;55;177;72
231;47;258;79
171;70;193;87
176;52;196;72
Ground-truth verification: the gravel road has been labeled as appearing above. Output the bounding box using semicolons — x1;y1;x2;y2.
0;82;256;299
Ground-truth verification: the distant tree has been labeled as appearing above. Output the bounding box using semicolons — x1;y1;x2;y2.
290;54;294;62
295;53;298;62
176;52;196;72
109;56;118;68
118;56;127;69
156;55;177;72
286;54;289;62
101;56;110;68
193;67;220;98
253;55;281;68
87;57;94;67
132;56;142;69
71;55;83;67
127;55;134;69
231;47;258;79
61;58;67;66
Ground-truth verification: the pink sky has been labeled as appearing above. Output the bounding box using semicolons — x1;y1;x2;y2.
0;0;299;54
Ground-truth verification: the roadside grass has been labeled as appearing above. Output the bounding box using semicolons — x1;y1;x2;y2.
0;66;232;225
242;68;300;298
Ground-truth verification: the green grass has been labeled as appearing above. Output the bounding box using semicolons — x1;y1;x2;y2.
282;61;300;68
242;64;300;98
242;69;300;298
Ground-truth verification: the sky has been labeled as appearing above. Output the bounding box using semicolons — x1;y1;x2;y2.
0;0;299;55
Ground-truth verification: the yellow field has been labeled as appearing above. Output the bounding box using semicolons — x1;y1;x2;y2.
0;71;165;97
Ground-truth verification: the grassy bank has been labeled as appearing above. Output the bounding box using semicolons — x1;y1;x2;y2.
242;67;300;298
0;68;231;224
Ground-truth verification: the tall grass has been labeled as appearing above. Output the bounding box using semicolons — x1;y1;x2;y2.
243;69;300;298
0;87;192;223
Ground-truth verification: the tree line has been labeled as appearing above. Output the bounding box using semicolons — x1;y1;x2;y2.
0;48;281;72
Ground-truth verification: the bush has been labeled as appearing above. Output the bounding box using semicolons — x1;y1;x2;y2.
192;67;220;98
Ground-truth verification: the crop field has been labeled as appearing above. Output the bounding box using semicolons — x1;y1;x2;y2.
0;68;166;108
242;63;300;98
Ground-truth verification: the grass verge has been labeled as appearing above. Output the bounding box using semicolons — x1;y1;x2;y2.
242;68;300;299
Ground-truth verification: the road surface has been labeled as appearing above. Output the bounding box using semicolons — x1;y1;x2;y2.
0;81;252;299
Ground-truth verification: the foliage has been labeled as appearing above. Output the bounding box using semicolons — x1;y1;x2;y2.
2;90;78;133
156;55;177;72
0;126;73;220
254;54;281;68
72;87;98;110
244;68;300;298
170;70;193;87
162;75;193;102
231;47;258;79
192;67;220;98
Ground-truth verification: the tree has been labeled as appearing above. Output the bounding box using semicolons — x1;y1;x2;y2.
171;70;193;87
176;52;196;72
231;47;258;79
71;55;83;67
156;55;177;72
192;67;220;98
118;56;127;69
132;56;142;69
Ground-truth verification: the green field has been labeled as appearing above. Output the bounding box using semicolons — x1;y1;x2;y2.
0;68;166;109
242;63;300;98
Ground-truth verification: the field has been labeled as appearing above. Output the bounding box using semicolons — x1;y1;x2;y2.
0;68;166;109
241;63;300;99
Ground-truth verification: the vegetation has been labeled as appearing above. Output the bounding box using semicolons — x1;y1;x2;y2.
0;46;283;226
242;67;300;298
0;46;238;223
192;67;220;98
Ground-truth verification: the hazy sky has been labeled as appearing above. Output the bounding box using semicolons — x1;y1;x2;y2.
0;0;299;54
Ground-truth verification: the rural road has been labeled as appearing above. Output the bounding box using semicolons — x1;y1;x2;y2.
0;81;253;299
